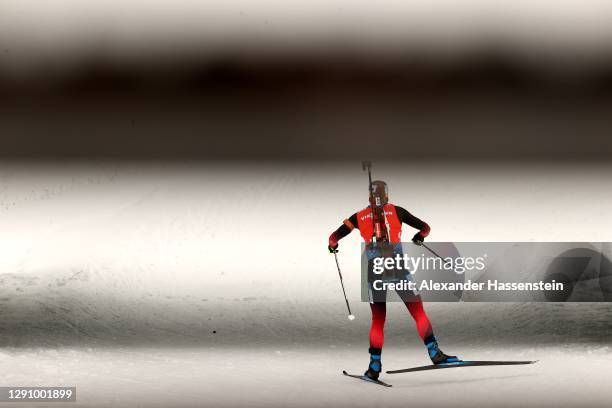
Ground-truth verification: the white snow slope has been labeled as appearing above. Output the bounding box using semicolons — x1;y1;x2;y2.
0;161;610;407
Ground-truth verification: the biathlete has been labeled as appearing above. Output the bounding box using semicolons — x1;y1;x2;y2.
328;180;459;381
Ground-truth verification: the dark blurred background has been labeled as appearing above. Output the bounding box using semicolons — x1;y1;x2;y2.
2;1;612;160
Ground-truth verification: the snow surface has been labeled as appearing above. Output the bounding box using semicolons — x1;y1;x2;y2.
0;161;611;406
1;345;611;407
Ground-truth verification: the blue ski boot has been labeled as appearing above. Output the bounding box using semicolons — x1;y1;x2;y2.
425;336;460;365
364;348;382;380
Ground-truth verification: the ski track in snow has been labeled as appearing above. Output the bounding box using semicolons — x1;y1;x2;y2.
0;346;611;407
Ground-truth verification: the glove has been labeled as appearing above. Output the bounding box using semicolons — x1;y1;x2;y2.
412;232;424;246
328;243;339;253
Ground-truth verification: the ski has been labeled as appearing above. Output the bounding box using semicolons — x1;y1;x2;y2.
342;370;392;387
387;360;537;374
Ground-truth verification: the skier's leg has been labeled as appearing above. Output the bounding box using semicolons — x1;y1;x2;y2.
398;291;460;364
404;296;434;341
364;301;386;379
369;302;386;350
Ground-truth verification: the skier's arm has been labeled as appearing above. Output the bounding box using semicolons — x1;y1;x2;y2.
328;213;358;252
395;206;431;244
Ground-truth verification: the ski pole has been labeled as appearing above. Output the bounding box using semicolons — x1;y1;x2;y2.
333;251;355;321
362;160;373;196
420;242;453;268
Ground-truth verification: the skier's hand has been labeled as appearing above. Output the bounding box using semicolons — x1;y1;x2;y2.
412;232;424;246
328;243;339;253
